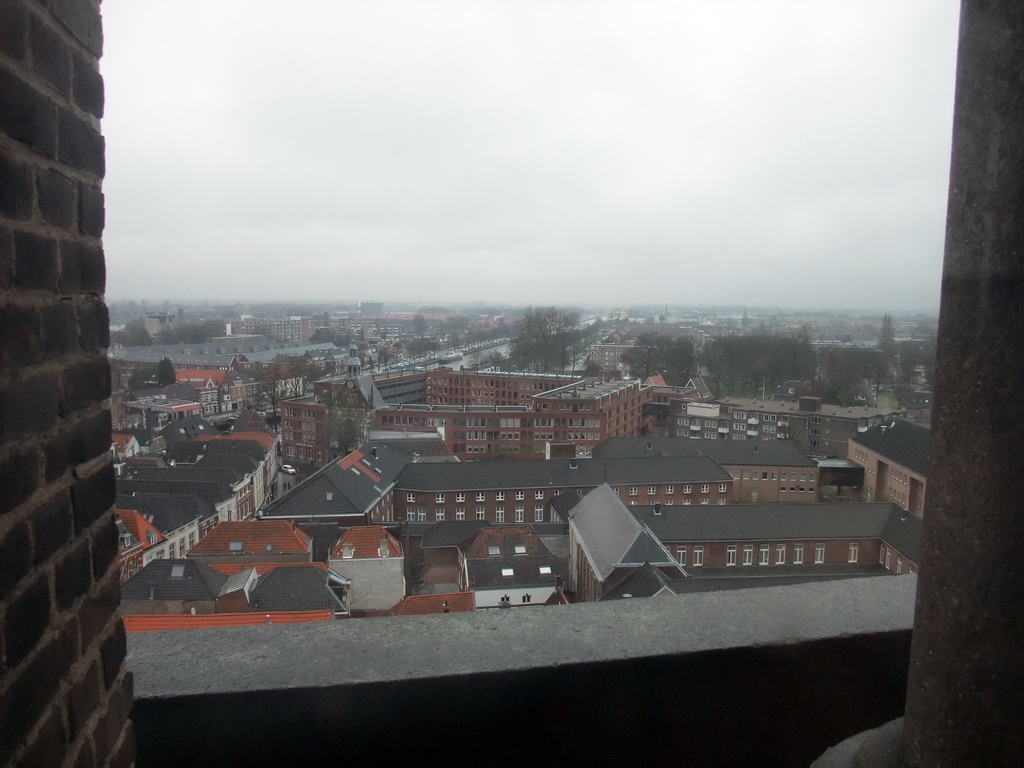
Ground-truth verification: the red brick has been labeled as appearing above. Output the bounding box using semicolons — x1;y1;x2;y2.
70;465;114;534
0;147;34;220
0;0;29;61
0;65;58;157
0;447;40;517
29;15;72;95
30;488;74;565
13;229;59;290
0;518;32;601
57;107;104;177
2;570;52;668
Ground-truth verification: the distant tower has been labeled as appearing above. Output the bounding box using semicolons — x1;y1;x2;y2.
347;344;362;377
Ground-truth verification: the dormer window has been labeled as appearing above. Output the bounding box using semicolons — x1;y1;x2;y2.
342;543;355;559
265;543;273;552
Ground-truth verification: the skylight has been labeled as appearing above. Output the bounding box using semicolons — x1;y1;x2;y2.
501;568;514;577
170;565;185;578
539;566;552;575
514;545;527;555
488;545;501;556
228;541;243;551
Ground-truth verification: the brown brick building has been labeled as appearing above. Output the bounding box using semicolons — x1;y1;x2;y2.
849;420;930;518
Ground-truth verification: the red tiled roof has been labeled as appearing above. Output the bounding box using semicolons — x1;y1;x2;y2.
116;509;164;549
337;450;381;483
190;520;312;556
208;562;327;576
393;593;475;616
647;374;668;387
331;525;402;559
176;369;227;387
111;433;135;450
122;610;333;632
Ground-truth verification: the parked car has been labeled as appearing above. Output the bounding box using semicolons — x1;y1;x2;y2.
281;464;297;474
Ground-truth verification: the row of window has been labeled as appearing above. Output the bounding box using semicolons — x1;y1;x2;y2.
676;542;860;567
405;506;548;523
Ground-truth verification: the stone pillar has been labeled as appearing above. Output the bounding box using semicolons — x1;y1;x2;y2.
0;1;133;766
903;1;1024;765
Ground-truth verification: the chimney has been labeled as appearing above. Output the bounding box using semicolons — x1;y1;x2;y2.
654;503;662;516
371;447;377;458
442;600;450;613
379;538;390;557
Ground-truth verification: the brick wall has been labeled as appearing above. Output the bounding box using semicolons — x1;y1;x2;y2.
0;1;133;765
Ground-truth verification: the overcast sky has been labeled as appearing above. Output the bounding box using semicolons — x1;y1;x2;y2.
101;1;960;312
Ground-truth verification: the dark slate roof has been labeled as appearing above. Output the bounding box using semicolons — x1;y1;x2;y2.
850;420;931;477
115;492;208;532
195;453;259;476
122;465;244;493
396;455;733;493
121;559;226;601
600;562;679;600
672;565;889;594
165;440;207;464
251;566;345;612
231;410;273;433
202;438;271;463
260;443;413;520
461;527;565;589
158;417;217;442
632;502;920;552
549;491;582;522
297;522;345;562
117;478;231;511
880;510;922;563
591;437;815;467
370;437;456;460
420;521;489;548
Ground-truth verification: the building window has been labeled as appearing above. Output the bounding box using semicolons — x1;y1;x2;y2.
665;485;674;495
726;545;737;566
418;510;427;522
496;491;505;501
495;508;505;523
534;505;544;522
776;545;786;565
848;542;859;563
515;505;525;522
477;492;486;502
719;483;727;493
407;511;415;521
683;485;691;494
436;510;445;522
456;507;465;521
693;546;704;566
701;484;710;493
743;545;753;566
759;545;769;565
436;493;445;504
647;485;656;496
515;490;525;500
535;490;545;500
476;506;485;520
629;486;638;496
896;558;903;574
456;492;466;503
794;543;804;564
700;498;709;505
407;492;416;503
677;546;687;566
683;498;691;505
815;543;825;564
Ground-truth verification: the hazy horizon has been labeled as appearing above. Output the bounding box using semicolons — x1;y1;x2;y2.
101;1;959;313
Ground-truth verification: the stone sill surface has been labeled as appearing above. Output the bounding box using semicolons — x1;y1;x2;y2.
128;575;917;698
